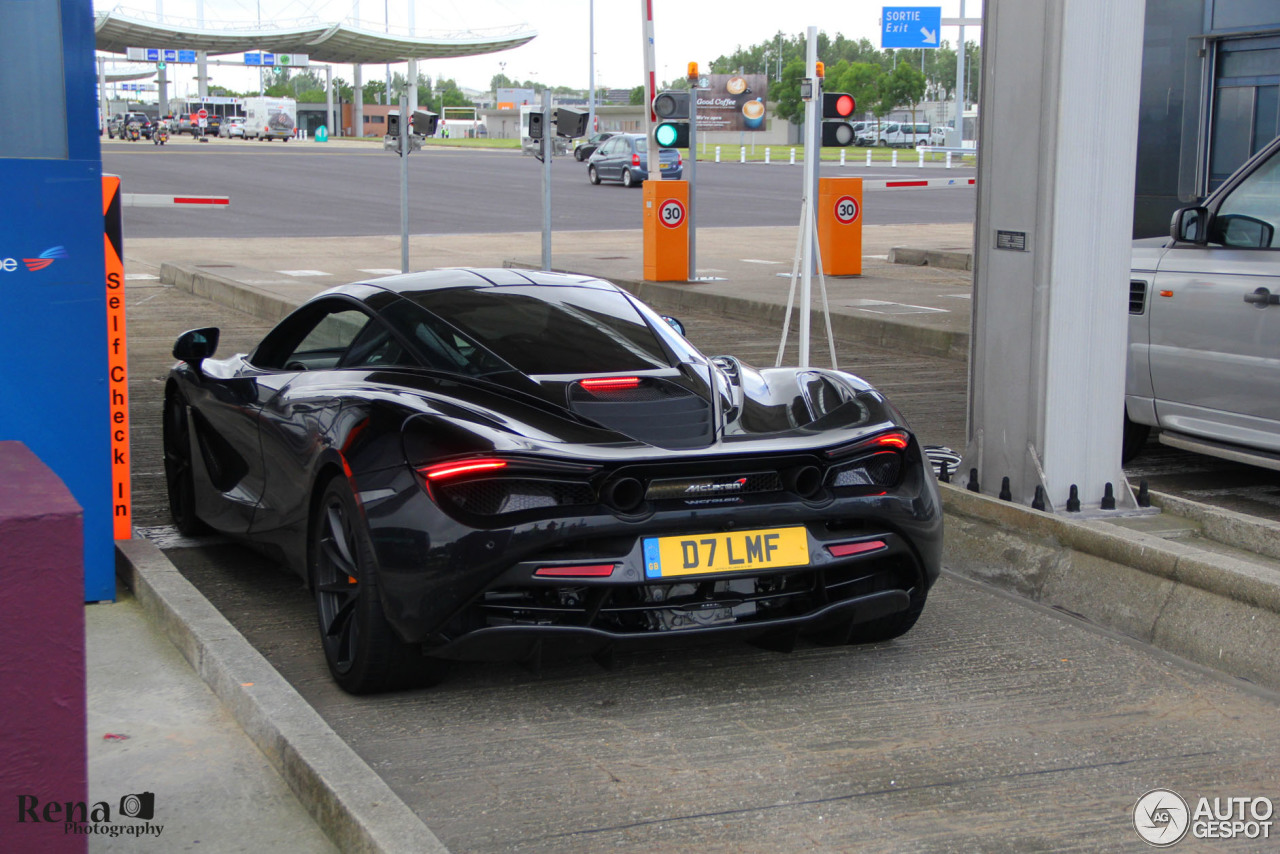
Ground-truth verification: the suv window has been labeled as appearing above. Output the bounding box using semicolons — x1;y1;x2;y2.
1212;150;1280;249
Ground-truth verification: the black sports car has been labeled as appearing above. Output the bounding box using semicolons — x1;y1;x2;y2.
165;269;942;693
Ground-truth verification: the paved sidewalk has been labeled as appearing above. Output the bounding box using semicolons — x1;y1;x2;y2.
122;223;977;359
87;588;337;853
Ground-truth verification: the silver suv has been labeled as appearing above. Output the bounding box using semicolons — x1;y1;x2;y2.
1125;135;1280;470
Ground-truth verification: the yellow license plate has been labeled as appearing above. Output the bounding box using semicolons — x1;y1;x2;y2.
643;527;809;578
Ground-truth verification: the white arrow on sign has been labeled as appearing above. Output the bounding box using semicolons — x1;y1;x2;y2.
920;27;938;45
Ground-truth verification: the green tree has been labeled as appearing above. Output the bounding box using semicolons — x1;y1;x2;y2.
628;85;645;106
772;58;807;125
879;63;927;128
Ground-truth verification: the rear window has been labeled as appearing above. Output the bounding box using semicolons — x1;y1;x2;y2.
400;285;673;375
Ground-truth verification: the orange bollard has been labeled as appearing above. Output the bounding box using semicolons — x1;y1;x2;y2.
643;180;689;281
817;177;863;276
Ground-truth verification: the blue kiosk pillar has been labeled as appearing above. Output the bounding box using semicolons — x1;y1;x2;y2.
0;0;114;600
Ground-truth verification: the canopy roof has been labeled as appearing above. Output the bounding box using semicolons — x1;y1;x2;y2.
94;10;536;65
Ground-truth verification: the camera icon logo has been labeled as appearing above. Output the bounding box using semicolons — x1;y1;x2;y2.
1134;789;1190;847
119;792;156;821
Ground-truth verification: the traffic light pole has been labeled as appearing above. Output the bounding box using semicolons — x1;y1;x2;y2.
541;89;552;270
687;87;697;281
399;94;410;273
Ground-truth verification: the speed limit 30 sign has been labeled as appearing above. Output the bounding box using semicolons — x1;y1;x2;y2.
659;198;686;229
834;195;860;224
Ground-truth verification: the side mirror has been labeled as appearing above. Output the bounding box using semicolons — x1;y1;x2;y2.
1170;206;1209;244
661;315;686;336
173;327;219;368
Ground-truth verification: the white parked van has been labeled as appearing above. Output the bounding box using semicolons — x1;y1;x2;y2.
878;121;930;148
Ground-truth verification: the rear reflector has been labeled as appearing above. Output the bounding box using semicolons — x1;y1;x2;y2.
580;377;642;391
421;459;508;480
826;540;887;558
534;564;616;578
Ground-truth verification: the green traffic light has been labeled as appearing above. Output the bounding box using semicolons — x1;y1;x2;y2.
655;123;678;147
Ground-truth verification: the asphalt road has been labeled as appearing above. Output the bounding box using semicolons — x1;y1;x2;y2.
101;139;976;239
127;278;1279;854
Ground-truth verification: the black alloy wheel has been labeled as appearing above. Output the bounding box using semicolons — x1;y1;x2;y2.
311;476;447;694
162;390;205;536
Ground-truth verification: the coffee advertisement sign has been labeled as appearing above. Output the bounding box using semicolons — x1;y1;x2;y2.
696;74;769;132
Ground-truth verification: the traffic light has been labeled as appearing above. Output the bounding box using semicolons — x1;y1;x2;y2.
821;92;857;146
529;110;544;140
653;90;690;149
554;107;589;138
411;109;438;137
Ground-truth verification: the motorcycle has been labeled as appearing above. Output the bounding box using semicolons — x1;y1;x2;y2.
126;122;141;142
153;126;169;145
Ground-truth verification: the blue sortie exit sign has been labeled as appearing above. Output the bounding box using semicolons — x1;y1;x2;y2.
882;7;943;49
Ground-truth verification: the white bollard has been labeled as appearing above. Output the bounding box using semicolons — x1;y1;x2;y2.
840;149;846;167
715;145;721;163
891;149;898;167
946;151;952;169
866;149;872;166
765;148;771;164
790;148;796;164
918;148;924;167
740;146;746;163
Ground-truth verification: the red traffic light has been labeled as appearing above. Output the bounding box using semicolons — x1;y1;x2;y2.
823;92;856;119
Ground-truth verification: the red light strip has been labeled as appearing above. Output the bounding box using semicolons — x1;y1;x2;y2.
534;564;616;578
580;377;641;391
826;540;887;558
421;459;508;480
875;432;909;449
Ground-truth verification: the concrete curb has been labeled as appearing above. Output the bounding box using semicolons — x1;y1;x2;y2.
887;247;973;271
940;483;1280;693
116;538;449;854
163;262;299;325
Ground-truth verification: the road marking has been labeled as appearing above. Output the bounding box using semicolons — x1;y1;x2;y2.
126;273;160;280
359;268;402;275
741;259;786;264
839;298;949;314
277;269;330;277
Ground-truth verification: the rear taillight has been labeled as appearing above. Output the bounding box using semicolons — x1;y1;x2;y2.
632;153;641;167
825;430;909;489
419;459;508;481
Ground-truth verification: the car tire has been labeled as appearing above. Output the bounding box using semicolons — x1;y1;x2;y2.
1122;410;1151;464
622;168;634;188
574;148;585;161
588;165;601;185
162;388;207;536
311;475;448;694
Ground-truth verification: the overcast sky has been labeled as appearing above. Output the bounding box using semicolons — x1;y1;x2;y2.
98;0;973;97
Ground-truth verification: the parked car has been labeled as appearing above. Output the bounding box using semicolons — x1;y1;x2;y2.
1125;134;1280;470
219;119;247;139
109;112;152;139
587;134;682;187
573;132;615;161
163;269;942;692
853;121;881;147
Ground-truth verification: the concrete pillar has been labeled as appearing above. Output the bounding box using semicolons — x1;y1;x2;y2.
326;64;334;137
353;64;364;136
197;51;208;99
961;0;1145;512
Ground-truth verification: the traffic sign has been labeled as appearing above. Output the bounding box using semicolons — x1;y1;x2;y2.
197;109;208;119
659;198;686;229
834;196;860;224
881;6;942;49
